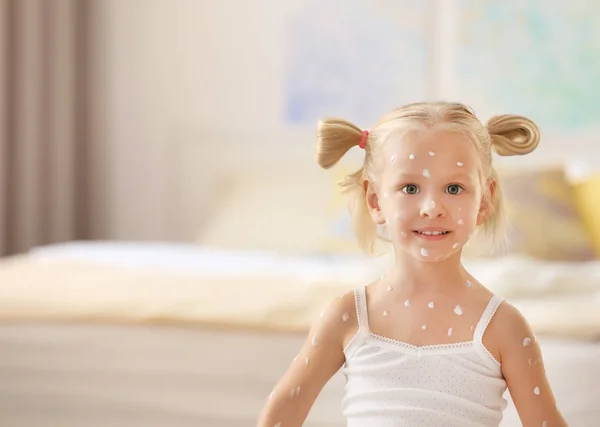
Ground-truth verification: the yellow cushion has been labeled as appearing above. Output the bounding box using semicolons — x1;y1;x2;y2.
491;166;597;261
573;173;600;258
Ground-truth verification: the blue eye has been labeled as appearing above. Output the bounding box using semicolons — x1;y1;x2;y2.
446;184;463;195
402;184;420;195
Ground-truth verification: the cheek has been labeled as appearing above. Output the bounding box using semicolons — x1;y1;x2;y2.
448;196;480;224
383;195;410;219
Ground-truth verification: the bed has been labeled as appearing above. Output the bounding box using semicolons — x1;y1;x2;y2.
0;241;599;427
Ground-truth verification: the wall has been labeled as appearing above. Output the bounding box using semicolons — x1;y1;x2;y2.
94;0;600;241
96;0;303;240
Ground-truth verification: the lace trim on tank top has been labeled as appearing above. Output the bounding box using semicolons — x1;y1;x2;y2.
343;286;504;370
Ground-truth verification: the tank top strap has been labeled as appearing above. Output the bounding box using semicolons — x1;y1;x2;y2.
473;294;504;372
354;286;370;334
343;286;371;359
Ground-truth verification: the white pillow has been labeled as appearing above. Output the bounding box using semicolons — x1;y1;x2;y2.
197;168;337;254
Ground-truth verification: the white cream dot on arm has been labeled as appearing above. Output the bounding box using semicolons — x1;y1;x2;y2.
493;303;569;427
256;294;355;427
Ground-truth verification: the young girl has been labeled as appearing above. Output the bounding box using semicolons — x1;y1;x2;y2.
257;102;568;427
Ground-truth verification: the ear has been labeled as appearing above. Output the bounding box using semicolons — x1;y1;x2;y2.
364;180;386;225
476;178;496;225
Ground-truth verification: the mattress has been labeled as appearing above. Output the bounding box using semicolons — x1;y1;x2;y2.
0;323;597;427
1;241;600;339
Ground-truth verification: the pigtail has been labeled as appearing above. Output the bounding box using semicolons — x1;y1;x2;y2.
486;114;540;156
315;118;363;168
316;118;378;254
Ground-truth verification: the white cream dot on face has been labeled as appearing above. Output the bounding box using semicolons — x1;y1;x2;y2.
409;153;415;160
401;231;408;238
457;218;464;225
429;200;436;209
534;386;540;395
454;305;463;316
528;358;540;367
448;327;453;336
523;337;532;347
342;312;349;322
311;334;318;347
422;169;431;178
383;310;389;317
429;151;435;156
390;155;396;163
470;325;474;331
466;280;473;288
404;299;410;307
305;357;309;366
542;421;548;427
428;301;434;309
421;324;427;330
387;285;392;291
452;242;460;249
420;248;429;256
457;161;464;167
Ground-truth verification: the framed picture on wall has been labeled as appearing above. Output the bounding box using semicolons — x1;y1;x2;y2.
282;0;433;128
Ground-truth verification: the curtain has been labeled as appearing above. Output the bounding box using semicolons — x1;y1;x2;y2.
0;0;93;255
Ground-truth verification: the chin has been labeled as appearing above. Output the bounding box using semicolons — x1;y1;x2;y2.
413;248;455;262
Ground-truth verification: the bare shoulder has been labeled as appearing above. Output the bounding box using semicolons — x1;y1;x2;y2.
309;288;360;351
484;299;534;364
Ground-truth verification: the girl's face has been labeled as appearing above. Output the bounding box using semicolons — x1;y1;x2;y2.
372;130;486;262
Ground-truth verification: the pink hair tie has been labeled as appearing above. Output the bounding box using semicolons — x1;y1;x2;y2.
359;130;369;149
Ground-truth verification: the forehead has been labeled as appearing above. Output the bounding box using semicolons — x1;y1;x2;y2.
380;130;479;176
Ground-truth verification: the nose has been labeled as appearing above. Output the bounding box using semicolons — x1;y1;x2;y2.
420;198;445;218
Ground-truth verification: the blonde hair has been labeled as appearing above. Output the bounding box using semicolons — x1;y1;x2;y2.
315;102;540;255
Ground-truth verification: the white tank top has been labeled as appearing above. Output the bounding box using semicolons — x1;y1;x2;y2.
341;286;508;427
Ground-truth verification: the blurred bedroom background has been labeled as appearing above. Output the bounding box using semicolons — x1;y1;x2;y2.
1;0;599;426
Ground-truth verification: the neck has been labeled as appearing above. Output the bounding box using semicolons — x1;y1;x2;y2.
383;247;469;294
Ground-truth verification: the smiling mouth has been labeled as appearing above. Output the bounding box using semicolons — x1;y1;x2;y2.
413;230;451;236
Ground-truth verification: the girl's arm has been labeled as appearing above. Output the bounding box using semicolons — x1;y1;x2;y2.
497;303;569;427
256;291;356;427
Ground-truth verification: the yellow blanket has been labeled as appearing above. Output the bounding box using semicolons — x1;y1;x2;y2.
0;254;599;340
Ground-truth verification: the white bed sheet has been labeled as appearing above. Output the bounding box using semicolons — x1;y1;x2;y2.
28;240;600;301
0;323;597;427
28;241;387;284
